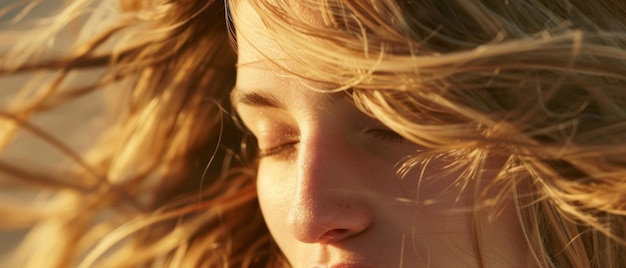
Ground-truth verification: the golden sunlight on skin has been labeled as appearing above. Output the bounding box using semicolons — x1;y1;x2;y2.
232;1;532;267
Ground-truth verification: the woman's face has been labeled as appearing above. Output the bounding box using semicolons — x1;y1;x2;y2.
233;2;530;267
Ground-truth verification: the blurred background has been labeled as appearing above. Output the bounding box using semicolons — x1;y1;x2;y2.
1;0;107;263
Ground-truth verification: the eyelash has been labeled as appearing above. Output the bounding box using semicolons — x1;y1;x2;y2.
366;129;407;143
257;141;299;159
255;129;406;159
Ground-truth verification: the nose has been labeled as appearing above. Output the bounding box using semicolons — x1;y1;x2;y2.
286;132;372;244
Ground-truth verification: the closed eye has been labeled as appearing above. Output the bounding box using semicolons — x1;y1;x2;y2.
257;141;299;159
366;129;407;143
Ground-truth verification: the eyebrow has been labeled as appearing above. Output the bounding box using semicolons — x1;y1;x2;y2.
231;87;285;109
231;86;350;109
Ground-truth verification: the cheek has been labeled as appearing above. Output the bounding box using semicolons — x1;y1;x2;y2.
400;161;467;207
400;155;500;209
256;164;292;240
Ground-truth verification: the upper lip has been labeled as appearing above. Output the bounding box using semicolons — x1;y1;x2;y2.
312;263;377;268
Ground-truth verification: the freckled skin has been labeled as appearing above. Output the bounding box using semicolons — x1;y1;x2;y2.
232;1;531;267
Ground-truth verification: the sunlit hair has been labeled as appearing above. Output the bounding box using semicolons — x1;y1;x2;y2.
1;0;283;267
1;0;625;267
237;0;626;267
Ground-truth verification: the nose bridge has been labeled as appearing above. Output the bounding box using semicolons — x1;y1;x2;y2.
286;128;371;243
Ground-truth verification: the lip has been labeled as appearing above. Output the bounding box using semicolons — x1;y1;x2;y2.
311;263;378;268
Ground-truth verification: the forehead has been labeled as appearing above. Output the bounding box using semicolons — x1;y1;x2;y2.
231;1;352;98
232;1;322;64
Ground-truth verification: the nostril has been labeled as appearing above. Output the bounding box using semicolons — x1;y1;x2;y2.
319;229;350;242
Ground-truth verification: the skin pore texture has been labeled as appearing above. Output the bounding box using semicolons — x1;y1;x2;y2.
232;1;531;267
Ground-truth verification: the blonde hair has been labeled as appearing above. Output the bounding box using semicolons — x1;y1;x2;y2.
238;0;626;266
1;0;282;267
1;0;625;267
